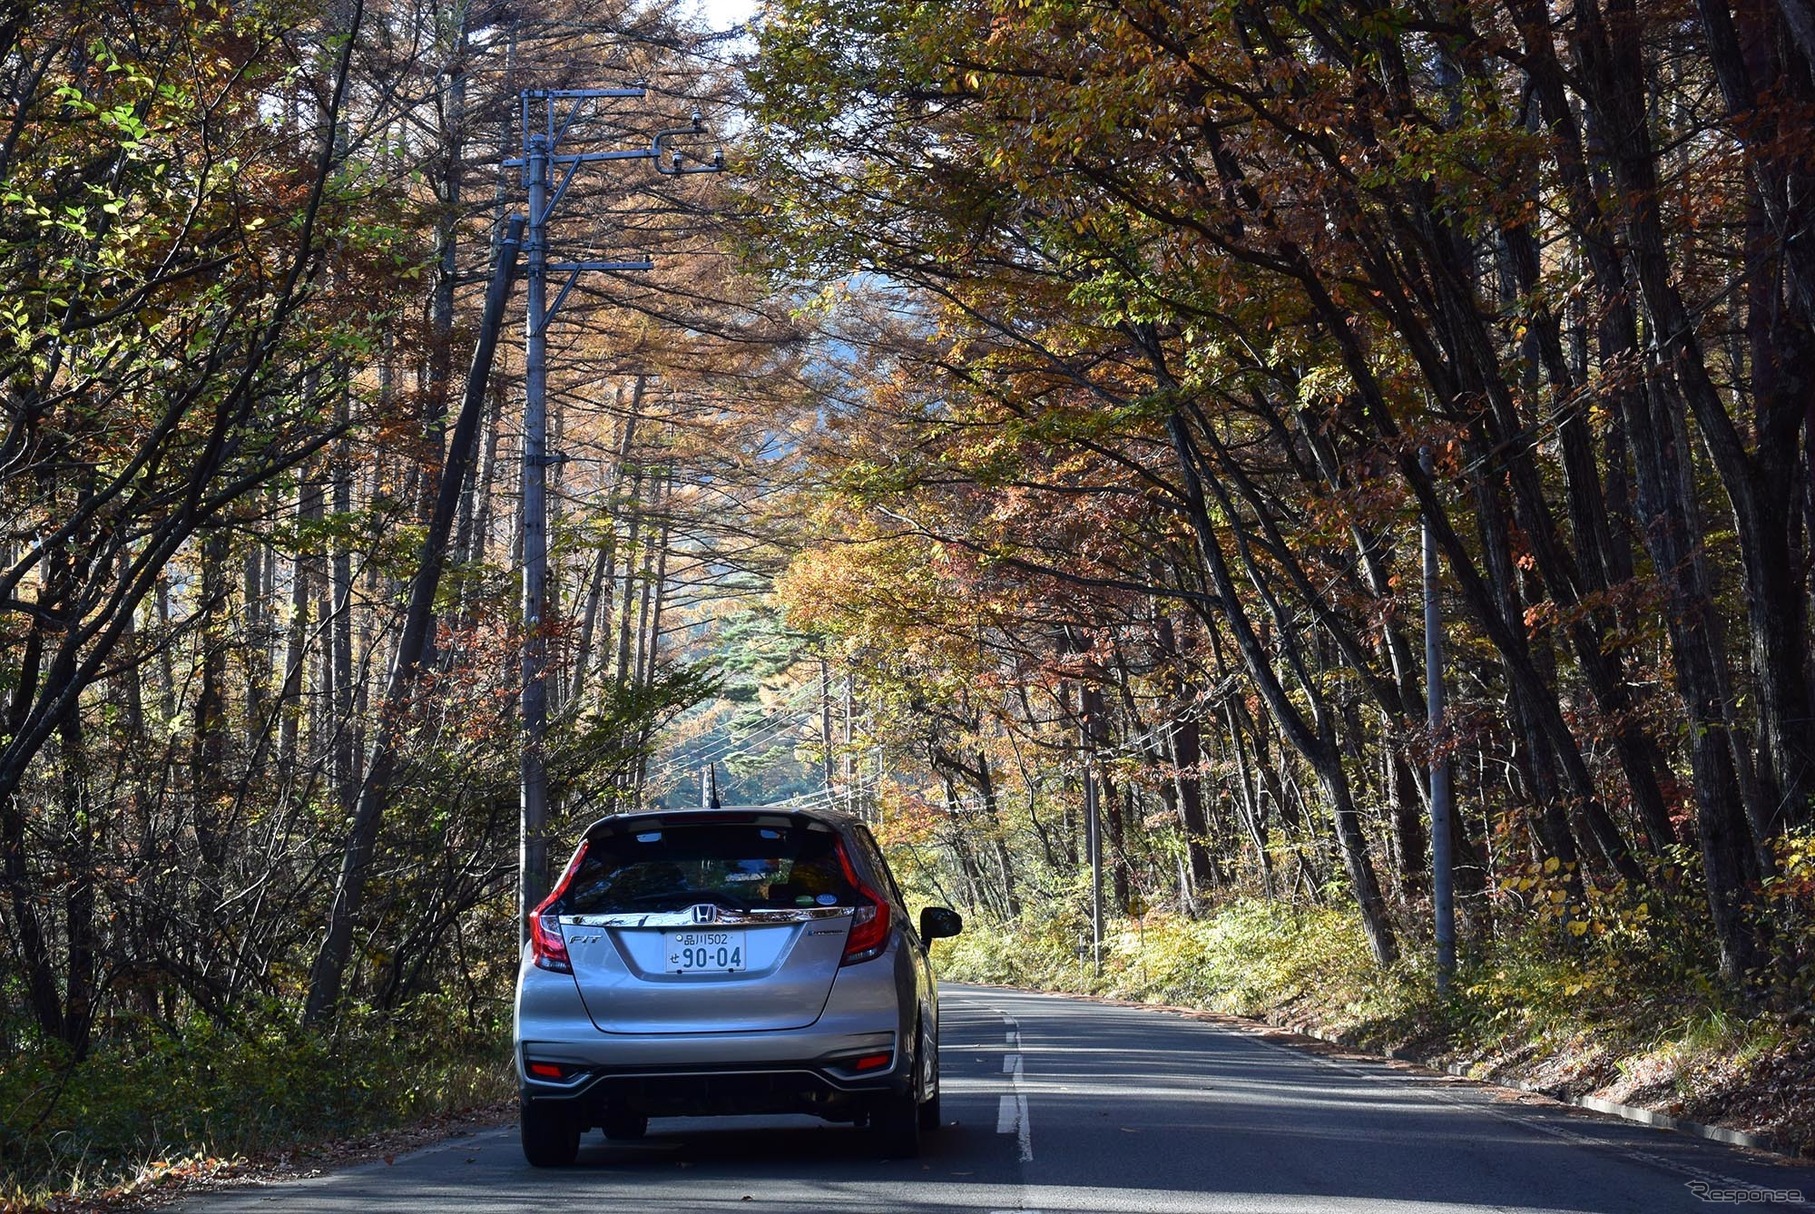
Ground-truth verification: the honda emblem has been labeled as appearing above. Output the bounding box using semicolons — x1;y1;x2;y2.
691;903;718;924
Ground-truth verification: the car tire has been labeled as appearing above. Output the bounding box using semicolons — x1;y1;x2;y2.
918;1037;942;1132
918;1084;941;1132
520;1097;581;1167
872;1085;921;1158
601;1112;648;1141
872;1044;923;1159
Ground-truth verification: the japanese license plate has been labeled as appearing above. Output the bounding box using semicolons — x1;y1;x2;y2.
663;929;746;974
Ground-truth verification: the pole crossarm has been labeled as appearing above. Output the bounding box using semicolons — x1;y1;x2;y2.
552;260;656;271
552;149;663;164
544;260;656;326
533;87;649;98
506;100;722;201
541;151;655;219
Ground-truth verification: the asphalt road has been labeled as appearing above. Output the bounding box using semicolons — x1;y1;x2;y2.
177;984;1815;1213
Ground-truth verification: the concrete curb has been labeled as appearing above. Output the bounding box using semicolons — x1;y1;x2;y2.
1270;1016;1798;1159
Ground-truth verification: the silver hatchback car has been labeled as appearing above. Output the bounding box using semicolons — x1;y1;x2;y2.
514;805;963;1165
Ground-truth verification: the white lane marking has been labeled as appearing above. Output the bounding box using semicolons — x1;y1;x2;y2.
995;1011;1034;1162
995;1090;1032;1152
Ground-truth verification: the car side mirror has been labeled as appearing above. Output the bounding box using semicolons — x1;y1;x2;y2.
919;906;963;943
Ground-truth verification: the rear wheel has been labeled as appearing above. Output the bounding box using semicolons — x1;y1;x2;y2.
917;1084;941;1132
872;1035;925;1159
601;1112;648;1141
520;1097;580;1167
871;1083;921;1158
918;1036;942;1132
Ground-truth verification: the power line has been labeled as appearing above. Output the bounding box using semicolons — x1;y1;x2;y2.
644;678;827;784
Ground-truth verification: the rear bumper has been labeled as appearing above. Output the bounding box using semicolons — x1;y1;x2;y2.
516;1017;899;1068
514;938;916;1123
516;1055;907;1122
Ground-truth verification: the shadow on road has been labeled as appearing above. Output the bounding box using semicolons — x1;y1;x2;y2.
563;1116;987;1172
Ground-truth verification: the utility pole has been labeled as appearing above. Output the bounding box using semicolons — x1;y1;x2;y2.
1060;623;1106;979
1081;685;1105;978
508;88;720;933
1083;748;1102;977
1422;446;1456;991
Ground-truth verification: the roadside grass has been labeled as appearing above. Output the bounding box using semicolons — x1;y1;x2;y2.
935;895;1815;1155
0;1000;512;1211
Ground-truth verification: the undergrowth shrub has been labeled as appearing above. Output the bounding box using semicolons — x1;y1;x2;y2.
941;896;1401;1020
0;997;511;1206
938;889;1789;1081
1759;826;1815;1005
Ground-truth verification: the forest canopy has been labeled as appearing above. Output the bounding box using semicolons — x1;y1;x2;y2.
738;0;1815;992
4;0;1815;1192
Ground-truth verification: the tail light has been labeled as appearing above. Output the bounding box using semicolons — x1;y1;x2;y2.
528;842;588;974
835;840;891;965
529;910;570;973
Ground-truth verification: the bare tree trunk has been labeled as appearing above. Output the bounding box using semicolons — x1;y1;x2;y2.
1220;699;1275;897
632;479;666;690
1169;412;1398;964
1153;610;1217;892
571;378;647;700
58;712;95;1059
305;219;522;1026
1561;0;1768;975
244;516;268;738
332;404;356;814
277;479;322;783
612;468;647;690
192;530;231;879
639;511;671;687
0;636;63;1045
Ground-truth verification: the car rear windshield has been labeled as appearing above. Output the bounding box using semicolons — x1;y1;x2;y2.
558;820;860;914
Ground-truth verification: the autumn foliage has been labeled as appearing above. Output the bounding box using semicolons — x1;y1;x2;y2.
0;0;765;1192
742;0;1815;996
